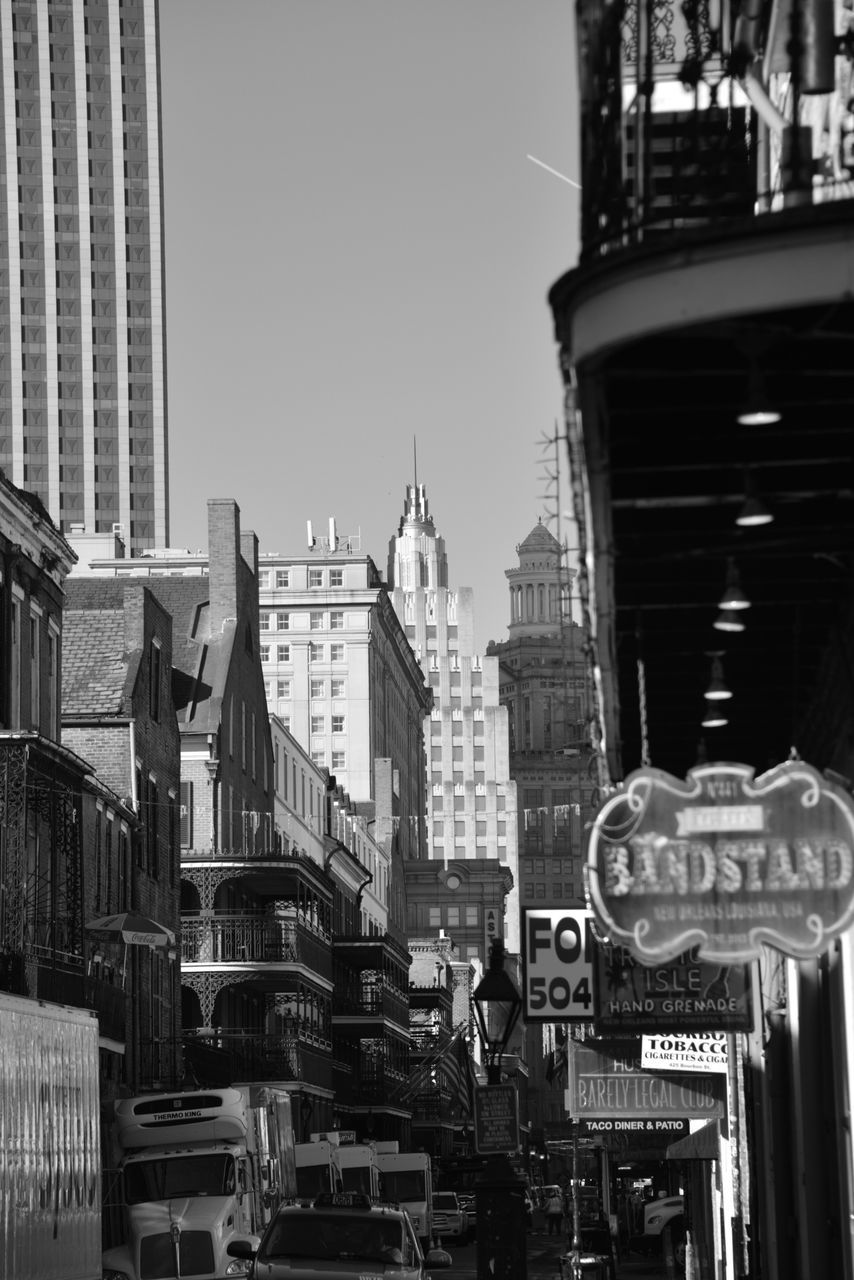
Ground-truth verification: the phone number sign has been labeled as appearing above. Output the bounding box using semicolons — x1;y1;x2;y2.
522;909;596;1022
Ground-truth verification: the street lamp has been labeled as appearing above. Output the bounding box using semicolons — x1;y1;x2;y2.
472;939;523;1084
471;939;527;1280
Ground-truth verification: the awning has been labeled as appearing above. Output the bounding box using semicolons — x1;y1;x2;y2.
666;1120;719;1161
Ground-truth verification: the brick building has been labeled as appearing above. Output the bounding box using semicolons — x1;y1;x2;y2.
63;576;182;1091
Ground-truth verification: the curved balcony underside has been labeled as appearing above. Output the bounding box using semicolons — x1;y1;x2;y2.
550;207;854;781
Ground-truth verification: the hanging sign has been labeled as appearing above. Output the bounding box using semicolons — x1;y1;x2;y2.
592;942;752;1033
586;760;854;963
522;908;596;1022
565;1040;726;1120
641;1033;729;1073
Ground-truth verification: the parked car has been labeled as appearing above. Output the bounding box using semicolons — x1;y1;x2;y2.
432;1191;469;1242
227;1190;451;1280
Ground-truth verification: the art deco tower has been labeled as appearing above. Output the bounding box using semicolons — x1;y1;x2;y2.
0;0;167;552
388;483;520;950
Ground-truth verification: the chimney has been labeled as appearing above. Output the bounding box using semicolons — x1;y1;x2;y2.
207;499;240;634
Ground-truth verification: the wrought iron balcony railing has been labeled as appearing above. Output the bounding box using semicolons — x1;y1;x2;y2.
181;912;332;980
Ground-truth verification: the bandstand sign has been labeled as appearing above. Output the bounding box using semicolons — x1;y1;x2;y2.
586;760;854;964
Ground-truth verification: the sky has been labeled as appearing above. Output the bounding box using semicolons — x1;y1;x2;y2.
159;1;580;652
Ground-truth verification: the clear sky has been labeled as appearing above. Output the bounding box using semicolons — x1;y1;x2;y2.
159;1;580;652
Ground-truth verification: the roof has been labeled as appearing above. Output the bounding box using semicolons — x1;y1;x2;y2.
62;607;134;716
63;576;234;732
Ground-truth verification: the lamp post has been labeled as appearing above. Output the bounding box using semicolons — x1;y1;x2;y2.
471;939;527;1280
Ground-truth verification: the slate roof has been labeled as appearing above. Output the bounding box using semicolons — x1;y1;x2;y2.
62;606;132;716
63;575;233;732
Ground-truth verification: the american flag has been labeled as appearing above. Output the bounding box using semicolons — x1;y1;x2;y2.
442;1028;478;1119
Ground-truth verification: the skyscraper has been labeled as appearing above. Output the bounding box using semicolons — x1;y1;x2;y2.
0;0;167;552
387;483;520;951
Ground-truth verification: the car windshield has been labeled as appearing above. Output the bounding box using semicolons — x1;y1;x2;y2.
261;1212;406;1264
434;1195;457;1210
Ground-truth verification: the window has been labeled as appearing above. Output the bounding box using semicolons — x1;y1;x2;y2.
47;624;59;739
310;679;325;698
277;644;290;662
329;569;343;587
447;907;460;927
332;750;345;769
330;611;344;631
275;569;289;588
332;714;345;733
29;612;40;728
260;643;271;663
277;679;290;699
331;678;345;697
309;642;323;662
149;639;161;721
148;777;159;876
330;643;344;662
428;907;441;927
264;679;273;700
263;610;288;631
310;611;323;630
309;568;323;587
311;750;325;767
311;715;325;734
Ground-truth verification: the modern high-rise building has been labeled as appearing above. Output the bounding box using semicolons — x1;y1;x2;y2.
0;0;168;552
387;483;520;951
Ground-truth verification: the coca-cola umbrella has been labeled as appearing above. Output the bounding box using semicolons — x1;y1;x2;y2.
86;911;176;988
86;910;176;947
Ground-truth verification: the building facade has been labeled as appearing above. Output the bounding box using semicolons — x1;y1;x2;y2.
549;3;854;1275
488;521;595;916
256;528;432;861
62;576;182;1092
387;483;520;949
0;0;168;551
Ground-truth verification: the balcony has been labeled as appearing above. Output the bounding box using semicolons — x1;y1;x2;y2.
180;1031;333;1090
332;984;409;1029
181;912;332;983
549;5;854;782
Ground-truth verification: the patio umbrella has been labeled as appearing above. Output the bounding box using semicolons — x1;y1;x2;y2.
86;911;176;990
86;911;175;948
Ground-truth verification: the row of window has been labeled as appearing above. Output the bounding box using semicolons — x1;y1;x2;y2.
523;883;579;900
311;749;346;770
260;638;347;663
261;610;345;632
259;567;344;589
427;905;480;928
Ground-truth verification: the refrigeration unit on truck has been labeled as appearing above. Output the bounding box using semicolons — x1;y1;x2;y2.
375;1144;434;1245
0;991;102;1280
102;1084;296;1280
294;1132;344;1200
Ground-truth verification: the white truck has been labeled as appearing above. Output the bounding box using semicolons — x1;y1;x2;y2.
335;1139;382;1198
0;991;102;1280
294;1132;344;1200
102;1084;296;1280
375;1144;434;1245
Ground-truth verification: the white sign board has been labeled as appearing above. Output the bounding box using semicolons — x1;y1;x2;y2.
641;1032;729;1073
522;908;595;1022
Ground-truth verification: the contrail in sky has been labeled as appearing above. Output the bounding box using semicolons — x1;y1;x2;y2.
526;154;582;189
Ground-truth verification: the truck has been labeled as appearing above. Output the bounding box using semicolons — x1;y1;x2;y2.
294;1131;346;1199
335;1139;382;1198
102;1084;296;1280
375;1144;434;1246
0;991;102;1280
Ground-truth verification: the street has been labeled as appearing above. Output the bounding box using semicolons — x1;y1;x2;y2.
436;1224;669;1280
